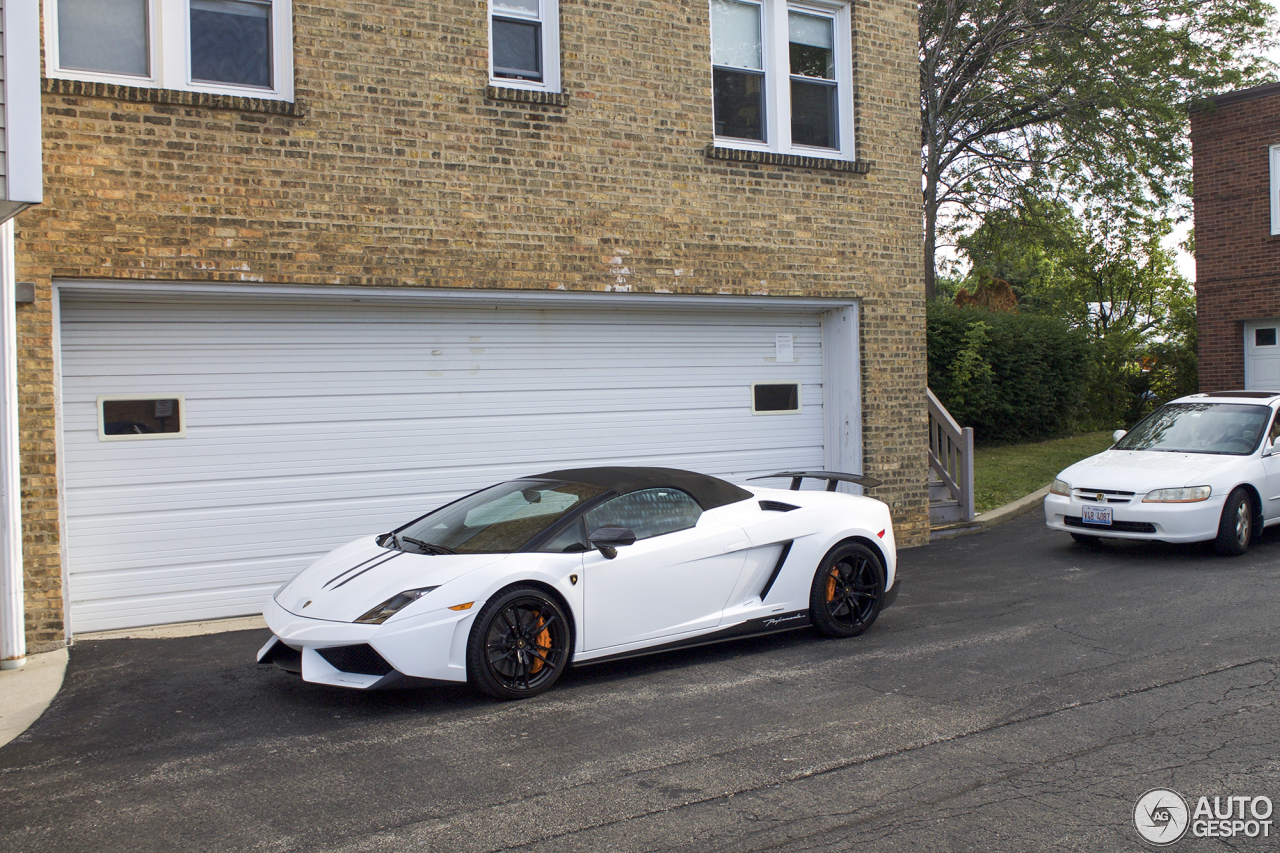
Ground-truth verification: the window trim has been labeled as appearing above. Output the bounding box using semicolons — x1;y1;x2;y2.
44;0;294;102
97;394;187;441
751;381;803;415
710;0;854;160
488;0;560;94
1271;144;1280;236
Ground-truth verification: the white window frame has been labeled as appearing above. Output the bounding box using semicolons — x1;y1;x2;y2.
1271;144;1280;235
97;394;187;441
710;0;854;159
488;0;561;93
44;0;294;102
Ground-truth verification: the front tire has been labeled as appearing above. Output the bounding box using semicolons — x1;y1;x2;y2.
809;542;885;638
1214;489;1254;556
466;585;571;700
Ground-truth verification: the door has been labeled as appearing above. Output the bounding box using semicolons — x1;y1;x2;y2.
1245;321;1280;390
580;488;751;650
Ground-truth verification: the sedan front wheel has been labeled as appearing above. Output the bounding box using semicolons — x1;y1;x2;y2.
1214;488;1254;557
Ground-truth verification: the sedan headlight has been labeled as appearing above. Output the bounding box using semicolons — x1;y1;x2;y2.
1142;486;1212;503
1049;479;1071;497
355;587;440;624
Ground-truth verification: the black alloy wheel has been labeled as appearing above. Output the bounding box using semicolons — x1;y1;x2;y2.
466;585;571;700
809;542;885;638
1214;488;1254;556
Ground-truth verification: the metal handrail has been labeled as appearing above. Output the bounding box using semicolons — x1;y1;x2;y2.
927;388;975;521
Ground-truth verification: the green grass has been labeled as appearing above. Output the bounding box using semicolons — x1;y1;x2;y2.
973;431;1117;513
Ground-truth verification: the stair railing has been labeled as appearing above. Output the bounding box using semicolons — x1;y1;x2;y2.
927;388;975;521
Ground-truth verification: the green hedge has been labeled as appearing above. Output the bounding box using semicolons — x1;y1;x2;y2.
927;303;1090;443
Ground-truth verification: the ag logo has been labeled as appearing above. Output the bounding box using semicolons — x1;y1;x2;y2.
1135;788;1190;845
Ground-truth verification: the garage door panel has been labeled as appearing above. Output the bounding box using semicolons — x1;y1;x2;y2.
60;295;838;632
63;410;827;484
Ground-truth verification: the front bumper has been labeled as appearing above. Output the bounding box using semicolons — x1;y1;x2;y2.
258;597;477;689
1043;492;1225;543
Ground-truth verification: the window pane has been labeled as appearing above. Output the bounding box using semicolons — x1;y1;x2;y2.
101;398;182;435
710;0;762;70
789;12;834;79
585;489;703;541
791;78;837;148
1257;328;1278;347
191;0;272;88
714;68;765;141
58;0;149;77
493;17;543;80
753;383;800;412
493;0;540;16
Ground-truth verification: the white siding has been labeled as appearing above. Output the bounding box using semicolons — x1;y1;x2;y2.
60;295;831;632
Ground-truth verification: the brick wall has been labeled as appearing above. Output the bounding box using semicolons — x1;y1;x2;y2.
16;0;927;649
1191;84;1280;391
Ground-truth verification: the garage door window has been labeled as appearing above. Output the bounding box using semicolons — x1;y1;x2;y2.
752;382;801;414
1257;327;1277;347
99;395;185;440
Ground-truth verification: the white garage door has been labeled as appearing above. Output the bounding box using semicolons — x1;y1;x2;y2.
59;293;845;632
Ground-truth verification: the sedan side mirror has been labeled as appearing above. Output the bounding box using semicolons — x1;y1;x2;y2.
588;526;637;560
1265;437;1280;458
1112;429;1127;444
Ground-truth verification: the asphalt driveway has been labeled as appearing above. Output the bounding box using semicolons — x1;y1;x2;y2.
3;513;1280;852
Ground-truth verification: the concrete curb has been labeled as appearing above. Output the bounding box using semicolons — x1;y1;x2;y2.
0;647;69;750
974;484;1051;528
927;484;1051;542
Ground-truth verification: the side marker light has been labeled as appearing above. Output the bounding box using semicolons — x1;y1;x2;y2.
877;529;886;538
448;602;474;611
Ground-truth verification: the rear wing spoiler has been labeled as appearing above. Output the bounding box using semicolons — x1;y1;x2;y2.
747;470;883;492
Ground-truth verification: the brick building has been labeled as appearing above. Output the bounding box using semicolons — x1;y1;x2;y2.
14;0;926;652
1191;82;1280;391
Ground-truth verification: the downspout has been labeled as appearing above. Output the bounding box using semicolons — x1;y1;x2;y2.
0;219;23;669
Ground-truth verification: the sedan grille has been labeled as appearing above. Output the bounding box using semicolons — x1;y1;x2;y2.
317;644;395;676
1064;516;1157;534
1073;488;1136;504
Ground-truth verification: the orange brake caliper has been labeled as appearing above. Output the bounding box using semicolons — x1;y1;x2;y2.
826;568;839;602
530;616;551;674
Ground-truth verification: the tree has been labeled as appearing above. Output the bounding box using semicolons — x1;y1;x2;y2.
957;197;1198;425
920;0;1273;298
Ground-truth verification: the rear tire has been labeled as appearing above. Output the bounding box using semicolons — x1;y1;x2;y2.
1214;489;1253;556
809;542;885;638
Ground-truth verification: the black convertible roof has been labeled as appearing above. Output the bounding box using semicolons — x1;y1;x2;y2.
533;466;754;510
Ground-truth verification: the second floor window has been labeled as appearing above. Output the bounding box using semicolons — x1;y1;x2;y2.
710;0;853;158
490;0;560;92
46;0;294;101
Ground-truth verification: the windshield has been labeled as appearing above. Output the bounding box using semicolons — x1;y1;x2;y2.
388;479;608;554
1115;403;1272;456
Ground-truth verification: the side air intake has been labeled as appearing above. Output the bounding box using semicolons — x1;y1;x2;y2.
760;500;799;512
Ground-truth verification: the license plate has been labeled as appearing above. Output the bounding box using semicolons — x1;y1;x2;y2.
1081;505;1112;526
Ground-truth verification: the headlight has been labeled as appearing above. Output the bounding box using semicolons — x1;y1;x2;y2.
1049;479;1071;496
1142;486;1211;503
354;587;440;624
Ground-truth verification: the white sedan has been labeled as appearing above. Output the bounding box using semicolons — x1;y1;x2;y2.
1044;391;1280;555
259;466;899;699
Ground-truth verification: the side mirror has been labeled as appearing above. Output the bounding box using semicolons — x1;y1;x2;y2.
588;526;637;560
1265;437;1280;458
1112;429;1127;444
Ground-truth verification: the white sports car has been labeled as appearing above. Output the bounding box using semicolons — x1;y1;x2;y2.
259;466;899;699
1044;391;1280;555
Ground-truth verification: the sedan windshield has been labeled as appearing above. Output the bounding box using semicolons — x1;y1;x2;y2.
389;479;607;554
1115;403;1271;456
